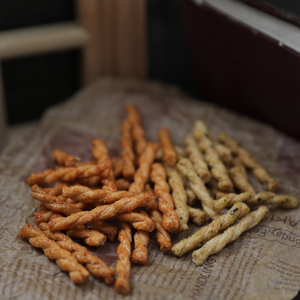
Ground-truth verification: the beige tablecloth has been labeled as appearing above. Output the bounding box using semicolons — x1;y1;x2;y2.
1;78;300;300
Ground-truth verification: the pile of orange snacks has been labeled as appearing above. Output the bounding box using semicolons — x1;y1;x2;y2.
19;104;298;294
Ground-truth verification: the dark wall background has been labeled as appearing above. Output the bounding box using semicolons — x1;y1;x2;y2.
0;0;195;125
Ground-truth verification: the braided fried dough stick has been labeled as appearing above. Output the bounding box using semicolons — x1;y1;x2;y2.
116;211;155;232
214;143;233;165
192;206;269;266
126;104;147;156
43;182;67;196
67;226;107;247
27;163;110;186
213;191;298;212
92;138;117;192
34;210;57;225
38;222;115;284
115;221;132;295
164;164;189;231
187;206;207;226
149;209;172;252
184;134;211;183
176;158;218;220
87;220;118;242
120;119;135;180
172;202;250;257
48;192;150;232
129;142;158;194
229;165;256;195
131;210;151;265
62;185;136;205
19;224;89;284
151;162;179;232
218;132;280;192
159;128;178;167
193;121;233;192
31;185;86;215
52;149;79;167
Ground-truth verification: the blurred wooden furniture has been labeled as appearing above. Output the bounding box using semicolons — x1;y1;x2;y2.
0;0;147;149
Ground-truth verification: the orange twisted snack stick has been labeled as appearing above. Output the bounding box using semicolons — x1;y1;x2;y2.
148;208;172;252
52;149;79;167
111;157;123;179
92;138;117;192
67;226;107;247
131;210;151;265
43;182;67;196
120;119;135;180
115;221;132;295
126;104;147;156
115;178;131;191
158;128;178;167
192;206;269;266
62;185;136;205
151;162;179;232
116;211;155;232
129;143;158;194
27;162;110;186
87;220;118;242
172;202;250;257
19;224;89;284
31;185;86;215
38;222;115;284
218;132;280;192
34;210;57;225
48;192;151;232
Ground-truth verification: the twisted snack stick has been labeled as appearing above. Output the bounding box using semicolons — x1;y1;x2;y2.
126;104;147;156
164;164;189;231
92;138;117;192
159;128;178;167
115;178;131;191
43;182;67;196
48;192;150;232
229;165;256;195
38;222;115;284
27;162;110;186
176;158;218;220
218;132;280;192
115;221;132;295
111;157;123;179
34;210;57;225
184;134;211;183
31;185;86;215
151;162;179;232
120;119;135;180
192;206;269;266
19;224;89;284
67;226;107;247
149;208;172;252
214;143;233;165
62;185;136;205
187;206;207;226
87;220;118;242
116;211;155;232
52;149;79;167
193;121;233;192
131;210;151;265
213;191;298;211
129;143;158;194
172;202;250;257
